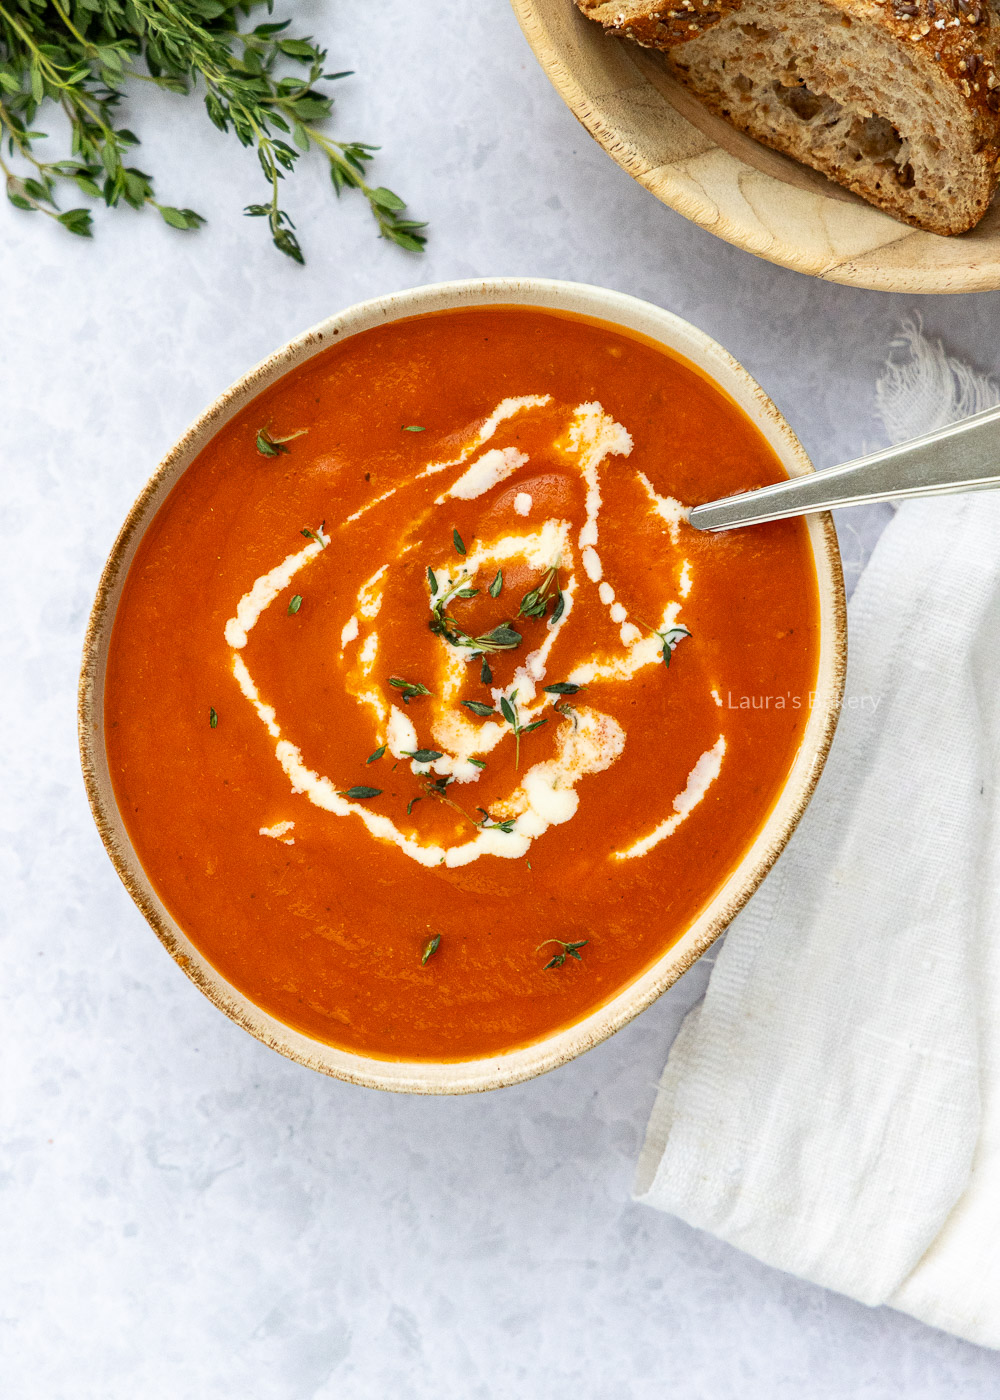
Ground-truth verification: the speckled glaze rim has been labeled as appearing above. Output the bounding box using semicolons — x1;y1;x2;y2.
79;278;846;1094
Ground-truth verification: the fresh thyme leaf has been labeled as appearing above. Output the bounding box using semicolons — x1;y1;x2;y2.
387;676;432;705
480;656;492;685
544;682;581;695
452;528;467;556
469;758;486;769
538;938;588;970
407;796;421;816
300;522;327;548
462;700;494;717
209;706;218;728
366;745;386;764
0;4;427;262
497;689;545;768
477;624;521;651
421;933;440;965
340;785;382;800
489;569;503;599
403;749;444;763
257;425;307;456
477;808;516;834
287;594;303;615
403;425;425;433
550;590;566;627
427;567;438;596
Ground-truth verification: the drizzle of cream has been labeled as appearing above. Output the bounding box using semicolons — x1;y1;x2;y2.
224;540;323;648
637;472;686;542
226;394;706;869
232;656;280;738
357;565;387;619
441;447;529;502
614;736;726;860
581;546;602;582
260;820;295;845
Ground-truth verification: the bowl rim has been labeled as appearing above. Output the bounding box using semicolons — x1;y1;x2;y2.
78;276;847;1094
510;0;1000;295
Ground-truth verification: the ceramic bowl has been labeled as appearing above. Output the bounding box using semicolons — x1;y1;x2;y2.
79;277;846;1093
512;0;1000;294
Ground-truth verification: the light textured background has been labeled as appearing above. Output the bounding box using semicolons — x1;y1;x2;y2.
4;2;1000;1396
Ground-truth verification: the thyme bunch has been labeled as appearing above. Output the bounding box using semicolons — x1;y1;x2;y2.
0;0;426;260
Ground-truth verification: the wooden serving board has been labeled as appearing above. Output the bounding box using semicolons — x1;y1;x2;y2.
512;0;1000;293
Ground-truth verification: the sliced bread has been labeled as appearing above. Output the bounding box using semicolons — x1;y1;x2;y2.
575;0;1000;235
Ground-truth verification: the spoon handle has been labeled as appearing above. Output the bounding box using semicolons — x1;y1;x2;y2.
688;403;1000;532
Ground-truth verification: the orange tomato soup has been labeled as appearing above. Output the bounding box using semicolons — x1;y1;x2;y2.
105;306;820;1061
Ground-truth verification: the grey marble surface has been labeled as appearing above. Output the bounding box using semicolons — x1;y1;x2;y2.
4;2;1000;1396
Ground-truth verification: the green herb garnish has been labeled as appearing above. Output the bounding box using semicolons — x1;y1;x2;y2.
499;689;547;768
403;749;444;763
538;938;588;970
427;567;438;596
387;677;432;704
287;594;303;615
407;796;421;816
427;574;522;656
659;625;692;666
209;706;218;728
366;745;386;764
544;682;582;695
340;785;382;800
469;758;486;769
404;425;426;433
257;426;307;457
421;934;440;964
489;569;503;599
0;3;426;261
480;656;492;684
518;566;559;621
452;528;467;556
477;807;516;834
634;618;692;666
300;521;327;548
462;700;495;717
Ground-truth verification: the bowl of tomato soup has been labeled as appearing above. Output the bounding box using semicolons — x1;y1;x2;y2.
80;279;845;1093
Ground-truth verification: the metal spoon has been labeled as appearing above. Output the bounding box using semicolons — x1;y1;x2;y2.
688;403;1000;532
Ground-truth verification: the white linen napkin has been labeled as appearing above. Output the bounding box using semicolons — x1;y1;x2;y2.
635;324;1000;1349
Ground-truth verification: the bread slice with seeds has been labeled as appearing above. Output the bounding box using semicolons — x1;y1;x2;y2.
575;0;1000;235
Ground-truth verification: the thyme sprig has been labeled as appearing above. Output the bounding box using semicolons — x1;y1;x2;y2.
0;0;426;260
537;938;588;970
421;934;440;965
388;676;432;705
477;807;516;834
499;689;547;769
636;621;692;667
257;425;307;456
518;566;558;620
427;572;522;656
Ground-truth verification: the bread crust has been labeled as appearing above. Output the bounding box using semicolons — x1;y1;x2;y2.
575;0;1000;234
